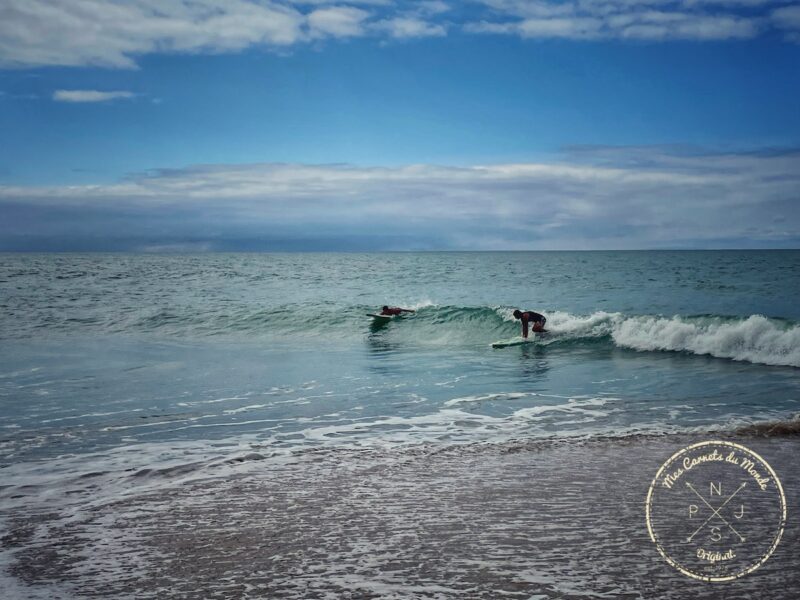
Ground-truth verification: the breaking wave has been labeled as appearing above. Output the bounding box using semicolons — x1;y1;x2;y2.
362;306;800;367
4;297;799;367
551;313;800;367
542;311;800;368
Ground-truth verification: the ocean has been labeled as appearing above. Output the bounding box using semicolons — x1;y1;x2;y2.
1;251;799;598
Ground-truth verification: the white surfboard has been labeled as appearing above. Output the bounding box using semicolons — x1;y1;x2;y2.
492;330;549;347
491;337;535;348
367;313;394;321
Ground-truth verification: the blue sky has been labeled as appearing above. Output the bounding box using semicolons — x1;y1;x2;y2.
1;0;799;250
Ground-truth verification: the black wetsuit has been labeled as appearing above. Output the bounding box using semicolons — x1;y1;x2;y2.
520;311;546;337
522;311;546;325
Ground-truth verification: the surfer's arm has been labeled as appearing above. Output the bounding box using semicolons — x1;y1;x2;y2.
521;316;529;338
401;308;415;313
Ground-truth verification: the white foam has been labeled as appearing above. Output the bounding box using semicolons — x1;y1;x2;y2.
407;299;437;310
177;395;250;407
513;397;612;420
544;310;622;334
223;404;270;415
0;525;72;600
612;314;800;367
544;311;800;367
444;392;531;406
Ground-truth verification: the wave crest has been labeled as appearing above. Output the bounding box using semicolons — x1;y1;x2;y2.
539;311;800;367
8;296;799;367
611;314;800;367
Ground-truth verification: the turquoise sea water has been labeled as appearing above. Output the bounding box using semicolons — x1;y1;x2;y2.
2;251;799;465
1;251;800;596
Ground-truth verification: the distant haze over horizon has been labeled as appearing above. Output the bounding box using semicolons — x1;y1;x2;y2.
1;1;799;251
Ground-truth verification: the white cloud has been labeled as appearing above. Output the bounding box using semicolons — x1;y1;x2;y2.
308;6;369;38
376;17;447;38
470;12;761;41
289;0;391;5
464;21;514;34
682;0;773;6
416;1;450;15
773;4;800;26
468;0;769;41
480;0;577;19
518;17;604;38
0;0;306;69
53;89;135;102
0;0;795;69
620;13;759;40
2;148;798;249
772;5;800;42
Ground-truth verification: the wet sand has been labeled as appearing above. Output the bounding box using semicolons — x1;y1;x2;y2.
3;432;799;599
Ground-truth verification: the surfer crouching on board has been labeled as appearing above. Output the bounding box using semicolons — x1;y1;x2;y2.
380;306;416;316
513;309;547;338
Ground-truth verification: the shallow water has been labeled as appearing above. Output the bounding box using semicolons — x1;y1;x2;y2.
3;434;798;599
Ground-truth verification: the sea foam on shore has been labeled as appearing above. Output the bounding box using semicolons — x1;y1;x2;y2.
2;430;797;599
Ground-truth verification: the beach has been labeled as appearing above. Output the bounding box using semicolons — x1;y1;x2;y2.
3;430;798;599
4;1;800;595
1;251;799;597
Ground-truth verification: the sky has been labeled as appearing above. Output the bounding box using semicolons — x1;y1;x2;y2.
1;0;799;251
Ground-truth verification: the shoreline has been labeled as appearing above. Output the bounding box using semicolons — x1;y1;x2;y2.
2;429;798;599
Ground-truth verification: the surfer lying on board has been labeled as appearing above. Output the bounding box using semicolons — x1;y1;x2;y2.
380;306;416;316
513;310;547;338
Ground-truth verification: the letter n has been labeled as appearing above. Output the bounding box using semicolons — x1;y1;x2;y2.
710;481;721;496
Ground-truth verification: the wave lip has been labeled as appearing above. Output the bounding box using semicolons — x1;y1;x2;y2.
610;314;800;367
535;310;799;367
389;308;800;368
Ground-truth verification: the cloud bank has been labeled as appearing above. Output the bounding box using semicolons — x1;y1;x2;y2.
1;147;798;250
53;90;135;103
466;0;772;41
0;0;799;69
